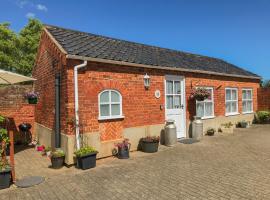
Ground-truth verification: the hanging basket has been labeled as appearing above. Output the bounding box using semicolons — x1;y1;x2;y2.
190;88;211;101
28;97;38;104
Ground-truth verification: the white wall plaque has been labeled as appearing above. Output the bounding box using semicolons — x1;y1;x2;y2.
155;90;161;99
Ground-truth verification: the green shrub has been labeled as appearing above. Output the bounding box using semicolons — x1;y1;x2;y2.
45;146;52;153
256;111;270;123
0;159;10;172
74;146;97;157
51;149;65;158
0;115;5;123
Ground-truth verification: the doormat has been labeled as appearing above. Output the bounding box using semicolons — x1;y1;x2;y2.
15;176;45;188
179;138;199;144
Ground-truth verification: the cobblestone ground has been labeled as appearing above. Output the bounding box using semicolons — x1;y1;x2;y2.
1;125;270;200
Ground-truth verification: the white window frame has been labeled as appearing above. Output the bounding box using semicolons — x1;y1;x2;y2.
196;87;215;119
225;88;239;116
242;88;253;114
98;90;124;120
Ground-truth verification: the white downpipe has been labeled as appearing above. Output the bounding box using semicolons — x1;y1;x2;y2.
74;60;87;150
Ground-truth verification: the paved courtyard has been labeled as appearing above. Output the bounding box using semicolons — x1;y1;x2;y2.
1;125;270;199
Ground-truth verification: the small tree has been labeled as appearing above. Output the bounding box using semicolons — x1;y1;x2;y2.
261;80;270;88
0;19;43;76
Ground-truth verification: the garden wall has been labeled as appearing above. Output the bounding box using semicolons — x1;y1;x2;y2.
258;88;270;111
0;84;35;142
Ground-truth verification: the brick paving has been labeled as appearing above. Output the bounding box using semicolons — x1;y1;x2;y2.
1;125;270;199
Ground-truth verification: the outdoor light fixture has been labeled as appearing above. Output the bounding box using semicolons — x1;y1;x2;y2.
144;73;150;89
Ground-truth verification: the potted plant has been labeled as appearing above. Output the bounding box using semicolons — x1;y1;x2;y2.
25;91;39;104
221;122;234;134
44;146;52;157
0;123;11;190
114;139;131;159
190;88;211;101
206;128;215;136
237;120;248;128
0;159;11;189
74;146;98;170
50;149;65;169
141;136;160;153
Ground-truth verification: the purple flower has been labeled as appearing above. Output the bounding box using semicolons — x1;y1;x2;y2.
115;138;130;149
25;91;39;99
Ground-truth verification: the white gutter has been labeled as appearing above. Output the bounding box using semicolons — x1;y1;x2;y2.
74;60;87;150
66;54;261;80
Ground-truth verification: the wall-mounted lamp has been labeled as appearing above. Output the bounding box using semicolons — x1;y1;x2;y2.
144;73;150;89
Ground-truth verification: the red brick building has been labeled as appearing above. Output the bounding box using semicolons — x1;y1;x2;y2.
33;25;261;164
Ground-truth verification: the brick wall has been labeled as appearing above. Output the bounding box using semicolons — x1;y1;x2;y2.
65;59;260;141
32;29;67;133
0;84;35;141
258;88;270;111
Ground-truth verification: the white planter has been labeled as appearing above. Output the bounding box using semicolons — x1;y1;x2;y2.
221;127;234;134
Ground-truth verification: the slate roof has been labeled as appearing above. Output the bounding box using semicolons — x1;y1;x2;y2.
45;25;260;79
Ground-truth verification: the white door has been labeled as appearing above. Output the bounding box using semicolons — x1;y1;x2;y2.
165;75;186;138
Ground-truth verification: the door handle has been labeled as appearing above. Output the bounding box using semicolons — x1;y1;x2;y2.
180;104;184;109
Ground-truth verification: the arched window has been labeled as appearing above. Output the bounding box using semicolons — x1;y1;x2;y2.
98;90;123;120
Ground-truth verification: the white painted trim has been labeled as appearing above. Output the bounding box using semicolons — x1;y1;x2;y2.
98;116;125;120
195;87;215;119
164;75;186;138
242;112;254;115
98;89;123;119
201;116;216;120
242;88;253;114
225;87;239;115
225;112;240;117
183;77;187;138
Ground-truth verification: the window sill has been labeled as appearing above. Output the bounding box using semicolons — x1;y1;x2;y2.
98;116;125;121
201;116;215;120
225;112;240;117
242;111;254;115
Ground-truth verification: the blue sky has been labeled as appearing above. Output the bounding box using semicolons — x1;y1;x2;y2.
1;0;269;79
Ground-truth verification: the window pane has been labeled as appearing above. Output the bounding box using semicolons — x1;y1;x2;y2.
111;104;120;115
226;102;231;113
206;89;212;100
232;90;237;100
242;90;247;100
247;101;252;112
174;95;181;109
174;81;181;94
166;96;173;109
100;104;110;116
205;102;213;117
247;90;252;100
196;102;204;117
226;90;231;100
231;101;237;113
111;91;120;102
166;81;173;94
243;101;247;112
100;91;109;103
